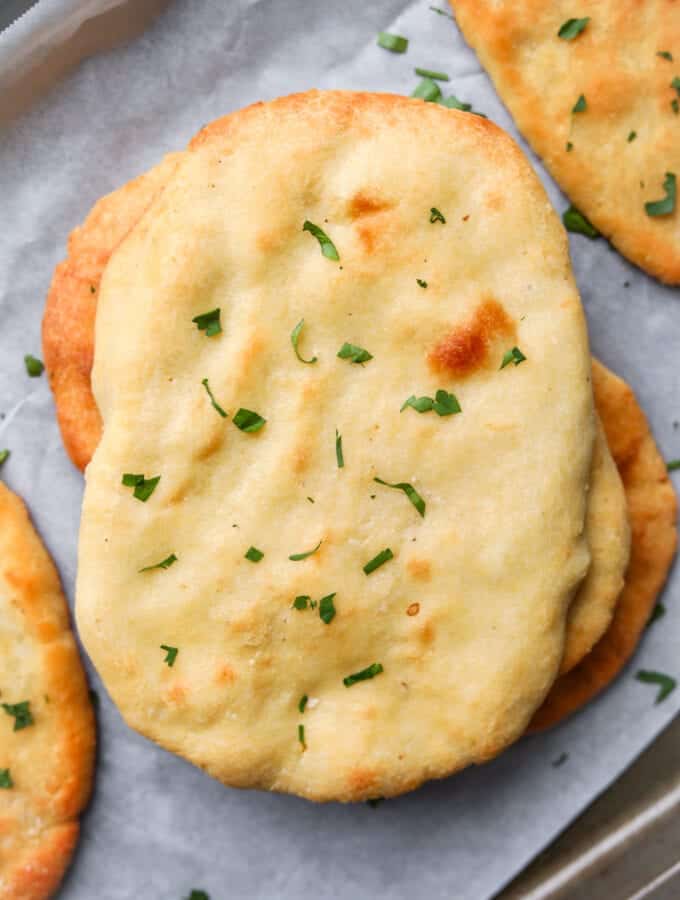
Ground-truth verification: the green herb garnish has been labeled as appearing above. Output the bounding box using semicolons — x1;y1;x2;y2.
401;390;461;416
636;670;676;703
414;67;449;81
563;205;600;238
645;172;677;216
24;355;44;377
671;76;680;96
428;5;453;18
298;723;306;748
290;319;317;364
344;663;384;687
628;131;637;142
658;51;674;61
293;596;310;610
139;553;177;573
302;220;340;261
558;18;590;40
500;347;527;369
572;94;587;113
336;429;344;468
367;797;383;808
298;694;308;713
416;279;428;288
319;593;337;624
337;342;373;364
649;603;666;625
201;378;228;418
289;540;322;561
244;546;264;563
192;308;222;337
429;207;446;224
673;99;679;115
2;701;33;731
377;32;408;53
374;477;426;517
667;459;680;471
566;141;573;151
0;769;12;788
160;645;178;667
121;473;161;502
0;449;9;467
233;408;266;432
186;892;210;900
363;548;394;575
412;78;442;103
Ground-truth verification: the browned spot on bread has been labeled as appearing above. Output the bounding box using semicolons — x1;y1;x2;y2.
428;298;515;378
214;664;237;685
347;767;379;794
163;682;188;705
406;558;431;581
406;602;420;617
357;223;377;254
192;428;224;462
348;191;393;218
418;620;436;646
292;445;309;474
485;192;506;212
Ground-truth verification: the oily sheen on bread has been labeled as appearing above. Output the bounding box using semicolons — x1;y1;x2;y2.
42;138;629;682
532;360;677;730
449;1;680;284
76;91;596;801
0;484;95;900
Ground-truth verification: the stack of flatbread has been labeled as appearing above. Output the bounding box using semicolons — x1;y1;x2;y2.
34;90;674;808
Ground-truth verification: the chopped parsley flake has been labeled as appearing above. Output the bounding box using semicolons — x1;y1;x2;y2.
160;645;178;667
139;553;177;572
412;77;442;103
2;701;33;731
416;279;428;288
298;723;306;748
232;408;266;432
201;378;228;418
672;76;680;96
645;172;677;216
24;355;44;377
367;797;383;807
414;67;449;81
192;308;222;337
336;430;344;468
244;546;264;563
429;207;446;224
343;663;384;687
441;95;487;117
302;220;340;261
186;892;210;900
628;131;637;142
429;5;453;18
0;449;9;467
572;94;587;113
649;603;666;625
290;319;317;364
558;18;590;40
566;141;573;152
337;342;373;364
298;694;308;713
293;596;310;610
363;548;394;575
658;51;674;61
401;389;461;416
667;459;680;471
289;540;322;561
377;32;408;53
636;670;676;703
319;593;337;624
0;769;12;788
500;347;527;369
563;205;600;238
374;477;426;517
121;473;161;502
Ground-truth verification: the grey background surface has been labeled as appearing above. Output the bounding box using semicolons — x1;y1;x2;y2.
0;2;678;898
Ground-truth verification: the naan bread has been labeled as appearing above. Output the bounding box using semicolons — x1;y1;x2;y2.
0;484;95;899
532;360;677;730
449;1;680;284
76;91;595;801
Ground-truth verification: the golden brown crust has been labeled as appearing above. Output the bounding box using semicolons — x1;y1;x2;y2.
449;1;680;284
530;360;678;730
42;154;181;470
0;484;95;899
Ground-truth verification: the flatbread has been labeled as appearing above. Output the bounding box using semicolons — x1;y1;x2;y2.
449;1;680;284
76;91;595;801
41;115;629;680
531;359;677;730
0;484;95;899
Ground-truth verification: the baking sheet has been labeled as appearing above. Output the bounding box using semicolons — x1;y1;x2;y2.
0;1;678;898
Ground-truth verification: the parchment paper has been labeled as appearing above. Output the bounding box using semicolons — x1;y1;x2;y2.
1;2;678;898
